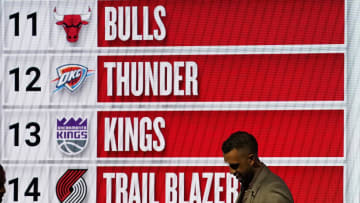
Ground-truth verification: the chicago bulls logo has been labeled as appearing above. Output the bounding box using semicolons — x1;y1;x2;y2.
53;7;91;42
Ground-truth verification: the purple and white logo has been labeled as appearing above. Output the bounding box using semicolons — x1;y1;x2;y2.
56;117;88;156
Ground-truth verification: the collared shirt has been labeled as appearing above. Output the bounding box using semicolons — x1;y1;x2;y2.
236;163;294;203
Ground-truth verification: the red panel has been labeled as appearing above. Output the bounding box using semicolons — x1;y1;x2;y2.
97;110;344;158
97;0;344;46
97;166;343;203
97;54;344;102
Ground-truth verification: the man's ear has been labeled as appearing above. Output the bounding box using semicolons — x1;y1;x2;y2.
248;153;255;166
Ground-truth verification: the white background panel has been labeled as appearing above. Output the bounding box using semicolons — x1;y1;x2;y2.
2;111;50;160
3;55;50;106
49;55;97;105
346;0;360;201
3;1;50;50
49;110;97;160
48;165;97;203
0;54;3;85
49;0;98;50
2;165;50;202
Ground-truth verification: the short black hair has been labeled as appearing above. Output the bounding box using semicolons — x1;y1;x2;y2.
0;164;4;177
222;131;258;155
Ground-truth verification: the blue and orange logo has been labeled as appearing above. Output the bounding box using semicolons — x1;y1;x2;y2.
52;64;95;93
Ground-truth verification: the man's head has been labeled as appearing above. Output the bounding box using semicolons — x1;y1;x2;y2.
222;131;259;185
0;165;5;203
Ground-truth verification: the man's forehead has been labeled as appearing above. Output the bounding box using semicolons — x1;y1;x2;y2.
223;148;248;162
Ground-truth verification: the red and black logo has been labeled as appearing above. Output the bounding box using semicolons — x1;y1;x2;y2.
56;169;87;203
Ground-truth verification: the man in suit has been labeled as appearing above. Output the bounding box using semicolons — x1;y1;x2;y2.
0;165;5;203
222;131;293;203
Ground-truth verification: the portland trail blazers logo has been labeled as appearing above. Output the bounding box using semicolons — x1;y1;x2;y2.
56;117;88;156
56;169;87;203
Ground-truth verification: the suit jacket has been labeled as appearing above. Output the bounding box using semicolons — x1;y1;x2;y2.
236;164;294;203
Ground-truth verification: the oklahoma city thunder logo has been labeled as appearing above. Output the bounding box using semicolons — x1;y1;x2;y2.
52;64;95;93
56;117;88;156
56;169;87;203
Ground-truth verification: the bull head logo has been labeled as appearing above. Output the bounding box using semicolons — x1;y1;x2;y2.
53;7;91;43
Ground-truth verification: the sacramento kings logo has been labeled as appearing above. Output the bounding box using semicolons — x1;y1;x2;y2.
56;169;87;203
56;117;88;156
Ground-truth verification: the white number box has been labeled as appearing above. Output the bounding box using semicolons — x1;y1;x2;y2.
2;54;97;106
3;1;50;50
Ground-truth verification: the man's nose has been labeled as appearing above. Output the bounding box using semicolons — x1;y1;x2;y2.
0;186;5;193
